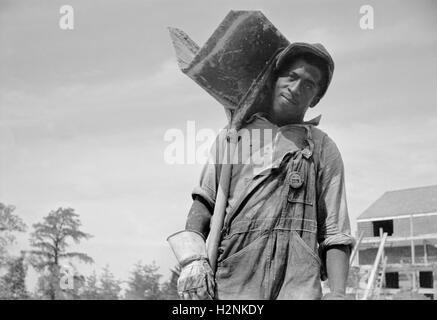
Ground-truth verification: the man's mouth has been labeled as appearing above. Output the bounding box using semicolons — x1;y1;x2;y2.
280;93;297;105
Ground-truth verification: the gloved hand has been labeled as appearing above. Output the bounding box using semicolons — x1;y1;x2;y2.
167;230;216;300
178;258;215;300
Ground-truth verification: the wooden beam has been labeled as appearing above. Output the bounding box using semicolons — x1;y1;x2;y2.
380;228;385;263
410;215;416;289
385;264;437;273
357;211;437;223
410;215;415;264
379;288;437;295
362;233;388;300
361;233;437;243
424;240;428;265
350;231;365;265
358;263;437;273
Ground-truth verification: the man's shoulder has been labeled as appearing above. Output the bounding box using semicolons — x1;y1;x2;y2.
310;127;343;166
310;127;338;147
310;126;329;145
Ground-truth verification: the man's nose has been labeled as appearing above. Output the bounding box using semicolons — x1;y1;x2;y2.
287;80;301;96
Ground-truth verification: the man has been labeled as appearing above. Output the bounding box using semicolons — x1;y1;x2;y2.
168;42;354;300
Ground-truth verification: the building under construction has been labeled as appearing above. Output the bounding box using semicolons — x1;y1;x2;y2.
347;185;437;299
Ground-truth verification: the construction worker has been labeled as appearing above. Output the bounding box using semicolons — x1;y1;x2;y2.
168;42;355;300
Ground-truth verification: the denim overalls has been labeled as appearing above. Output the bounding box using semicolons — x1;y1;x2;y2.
214;124;324;300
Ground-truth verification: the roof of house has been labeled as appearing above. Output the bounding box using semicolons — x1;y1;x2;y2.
357;185;437;221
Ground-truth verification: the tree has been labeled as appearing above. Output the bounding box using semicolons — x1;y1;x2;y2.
78;267;122;300
0;203;26;266
0;252;28;299
125;261;162;300
28;207;93;300
80;271;100;300
98;265;122;300
160;265;181;300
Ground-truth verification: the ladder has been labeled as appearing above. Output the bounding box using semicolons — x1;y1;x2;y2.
374;256;388;299
362;232;388;300
347;231;364;299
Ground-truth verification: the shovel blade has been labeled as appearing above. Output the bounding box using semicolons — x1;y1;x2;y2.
169;10;289;123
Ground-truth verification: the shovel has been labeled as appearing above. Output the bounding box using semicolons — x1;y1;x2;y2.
168;10;289;272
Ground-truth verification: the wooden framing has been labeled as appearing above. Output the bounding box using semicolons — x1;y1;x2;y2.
351;214;437;299
357;211;437;223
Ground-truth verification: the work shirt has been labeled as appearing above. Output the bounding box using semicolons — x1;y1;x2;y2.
191;113;354;299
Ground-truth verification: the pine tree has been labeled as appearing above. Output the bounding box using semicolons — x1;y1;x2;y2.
29;207;93;299
160;265;181;300
99;265;122;300
0;203;26;267
0;252;28;299
81;271;100;300
125;261;162;300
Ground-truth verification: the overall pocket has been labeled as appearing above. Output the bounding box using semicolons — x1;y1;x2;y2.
215;233;270;299
292;231;322;266
217;232;269;272
275;231;322;300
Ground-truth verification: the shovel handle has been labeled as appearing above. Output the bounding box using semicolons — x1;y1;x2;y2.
207;129;238;272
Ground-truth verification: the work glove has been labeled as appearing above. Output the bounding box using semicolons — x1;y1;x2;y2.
167;230;215;300
177;258;215;300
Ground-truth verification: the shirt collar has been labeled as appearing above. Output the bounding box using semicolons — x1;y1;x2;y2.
303;114;321;126
245;112;322;127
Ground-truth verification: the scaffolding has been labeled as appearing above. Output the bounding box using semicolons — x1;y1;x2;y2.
347;225;437;300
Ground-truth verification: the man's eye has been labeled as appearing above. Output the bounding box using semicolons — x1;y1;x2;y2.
305;83;315;91
288;73;297;80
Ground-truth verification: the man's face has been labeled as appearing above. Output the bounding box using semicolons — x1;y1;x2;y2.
270;58;322;126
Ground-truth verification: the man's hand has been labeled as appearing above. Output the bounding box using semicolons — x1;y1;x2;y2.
167;230;214;299
178;259;215;300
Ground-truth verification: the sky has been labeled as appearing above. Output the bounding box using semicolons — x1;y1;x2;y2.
1;0;437;290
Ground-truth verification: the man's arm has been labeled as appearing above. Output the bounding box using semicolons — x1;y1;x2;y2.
316;133;355;299
167;130;225;300
185;195;213;239
186;128;228;238
325;244;350;298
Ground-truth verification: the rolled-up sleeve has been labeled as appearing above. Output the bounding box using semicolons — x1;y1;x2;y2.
191;128;228;209
317;134;355;252
191;163;218;209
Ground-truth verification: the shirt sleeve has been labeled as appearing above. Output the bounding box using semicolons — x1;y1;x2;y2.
316;134;355;252
191;127;228;211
